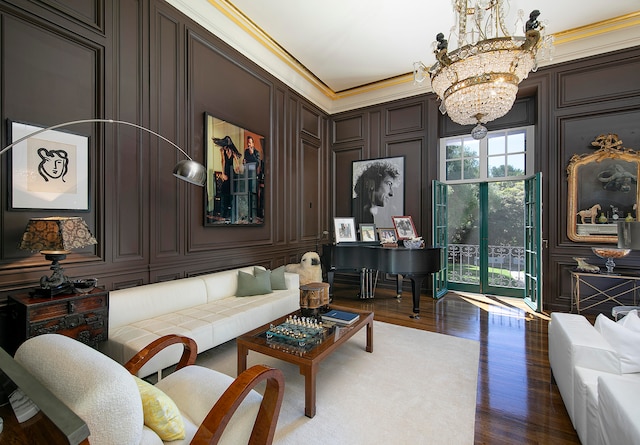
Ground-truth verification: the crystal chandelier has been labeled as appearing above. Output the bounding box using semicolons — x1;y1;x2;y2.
413;0;554;139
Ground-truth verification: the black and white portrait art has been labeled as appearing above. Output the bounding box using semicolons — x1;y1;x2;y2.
351;156;404;229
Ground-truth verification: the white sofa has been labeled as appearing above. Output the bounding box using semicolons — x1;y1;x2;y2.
102;266;300;378
548;311;640;445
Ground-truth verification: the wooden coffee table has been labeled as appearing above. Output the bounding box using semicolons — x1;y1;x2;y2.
236;305;373;418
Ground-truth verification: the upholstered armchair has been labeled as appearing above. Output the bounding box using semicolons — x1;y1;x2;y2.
14;333;285;445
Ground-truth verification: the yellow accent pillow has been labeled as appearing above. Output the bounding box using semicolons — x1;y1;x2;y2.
134;376;185;441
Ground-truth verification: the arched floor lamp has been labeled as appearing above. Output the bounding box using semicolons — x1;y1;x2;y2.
1;119;206;296
0;118;206;186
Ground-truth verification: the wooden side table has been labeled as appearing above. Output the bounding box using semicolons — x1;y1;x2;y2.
7;288;108;354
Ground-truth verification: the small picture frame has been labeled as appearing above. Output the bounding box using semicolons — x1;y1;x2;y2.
377;227;397;244
334;217;357;243
392;216;417;240
359;223;377;242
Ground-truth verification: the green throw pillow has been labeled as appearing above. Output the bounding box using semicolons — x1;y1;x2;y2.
254;266;287;290
237;269;273;297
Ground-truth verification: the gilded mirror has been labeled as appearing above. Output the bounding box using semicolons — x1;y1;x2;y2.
567;134;640;243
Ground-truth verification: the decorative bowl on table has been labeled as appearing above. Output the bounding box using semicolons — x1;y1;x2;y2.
72;278;98;294
591;247;631;274
403;238;424;249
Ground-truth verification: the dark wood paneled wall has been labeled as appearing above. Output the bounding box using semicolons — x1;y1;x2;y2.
0;0;639;351
330;46;640;313
0;0;328;349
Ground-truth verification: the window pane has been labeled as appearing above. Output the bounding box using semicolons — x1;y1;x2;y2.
507;132;526;153
446;141;462;159
440;126;532;182
447;160;462;180
507;153;525;175
464;158;480;179
464;139;480;157
488;156;505;177
488;134;505;156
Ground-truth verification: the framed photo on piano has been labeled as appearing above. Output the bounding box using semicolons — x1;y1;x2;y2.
392;215;417;240
334;217;357;243
359;223;377;241
377;227;397;244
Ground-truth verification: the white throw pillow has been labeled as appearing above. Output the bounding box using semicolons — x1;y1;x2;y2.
595;313;640;373
618;309;640;333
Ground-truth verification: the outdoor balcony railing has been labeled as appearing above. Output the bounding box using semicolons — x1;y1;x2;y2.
448;244;525;288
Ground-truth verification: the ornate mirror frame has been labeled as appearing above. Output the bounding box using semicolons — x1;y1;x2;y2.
567;134;640;243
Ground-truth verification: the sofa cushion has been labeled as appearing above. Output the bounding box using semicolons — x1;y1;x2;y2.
595;314;640;373
236;269;273;297
259;265;287;290
598;374;640;445
202;267;256;302
109;277;208;330
156;366;263;445
618;309;640;332
134;376;185;441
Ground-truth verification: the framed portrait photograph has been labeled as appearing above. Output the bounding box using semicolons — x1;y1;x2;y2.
359;223;377;242
351;156;404;229
204;112;265;226
9;120;89;210
392;215;417;240
334;217;357;243
377;227;397;244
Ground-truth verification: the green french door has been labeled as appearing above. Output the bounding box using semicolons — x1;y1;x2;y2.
442;178;540;299
432;180;448;299
524;173;542;311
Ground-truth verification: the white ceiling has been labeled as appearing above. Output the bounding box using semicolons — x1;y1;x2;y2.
227;0;639;92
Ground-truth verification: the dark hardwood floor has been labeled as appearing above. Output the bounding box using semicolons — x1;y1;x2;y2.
329;282;581;445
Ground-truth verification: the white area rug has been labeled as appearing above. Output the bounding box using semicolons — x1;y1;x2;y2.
196;321;479;445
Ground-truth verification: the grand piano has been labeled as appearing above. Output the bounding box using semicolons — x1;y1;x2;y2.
322;243;442;318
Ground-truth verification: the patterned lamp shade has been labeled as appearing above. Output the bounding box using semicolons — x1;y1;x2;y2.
19;217;97;253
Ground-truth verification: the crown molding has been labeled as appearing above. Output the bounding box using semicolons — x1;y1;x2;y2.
168;1;640;114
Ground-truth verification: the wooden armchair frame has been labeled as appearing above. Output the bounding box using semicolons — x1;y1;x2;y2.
125;335;285;445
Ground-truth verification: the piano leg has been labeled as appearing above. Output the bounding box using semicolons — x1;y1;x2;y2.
327;269;335;300
359;269;377;299
396;274;403;299
408;274;427;319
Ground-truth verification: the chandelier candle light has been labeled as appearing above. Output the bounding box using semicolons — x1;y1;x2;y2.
413;0;554;139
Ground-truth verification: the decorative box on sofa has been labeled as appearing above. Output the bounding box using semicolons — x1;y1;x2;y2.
548;311;640;445
101;266;300;378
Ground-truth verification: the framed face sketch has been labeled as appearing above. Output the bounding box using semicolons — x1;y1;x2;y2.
392;215;417;240
334;217;357;243
9;120;89;210
204;112;265;226
351;156;404;229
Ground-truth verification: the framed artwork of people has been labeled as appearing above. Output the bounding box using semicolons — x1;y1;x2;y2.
351;156;404;229
204;113;265;226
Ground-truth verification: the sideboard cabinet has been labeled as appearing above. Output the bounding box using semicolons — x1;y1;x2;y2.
7;288;108;353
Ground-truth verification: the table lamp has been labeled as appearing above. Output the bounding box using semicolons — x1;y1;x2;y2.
18;217;97;297
618;221;640;250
